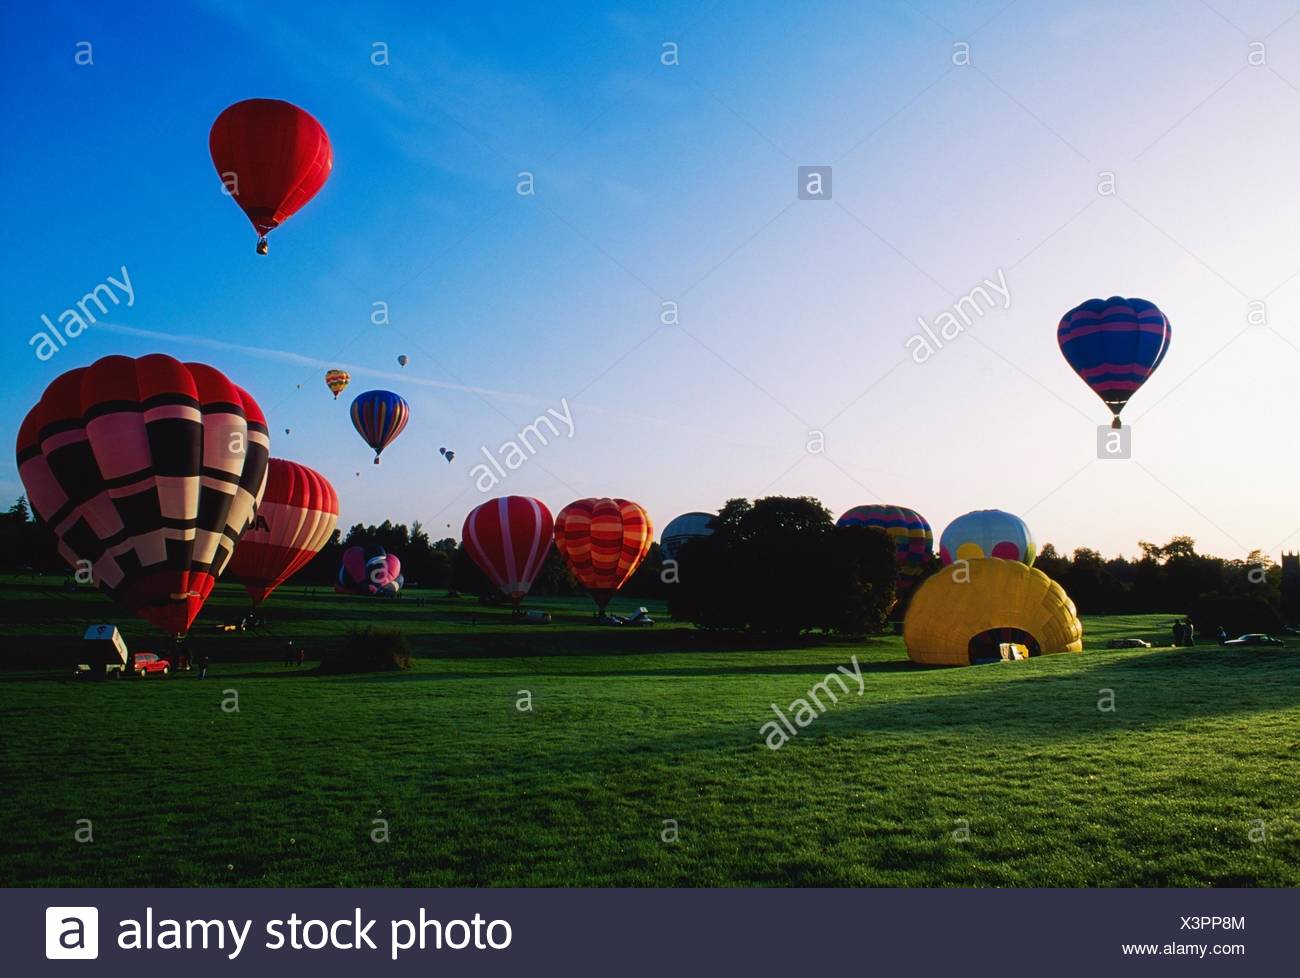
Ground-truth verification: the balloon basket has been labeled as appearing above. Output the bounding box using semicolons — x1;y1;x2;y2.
256;237;269;255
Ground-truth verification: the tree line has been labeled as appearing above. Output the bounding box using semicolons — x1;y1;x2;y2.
2;495;1295;635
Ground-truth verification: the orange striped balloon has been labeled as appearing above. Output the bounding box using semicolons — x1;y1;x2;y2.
554;498;653;612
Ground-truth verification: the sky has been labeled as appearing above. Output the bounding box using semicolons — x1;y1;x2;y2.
2;0;1299;560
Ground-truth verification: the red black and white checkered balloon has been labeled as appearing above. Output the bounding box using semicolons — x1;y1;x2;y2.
16;354;270;634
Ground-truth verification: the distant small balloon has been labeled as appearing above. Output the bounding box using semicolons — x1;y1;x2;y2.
439;446;455;463
284;428;291;435
398;355;409;367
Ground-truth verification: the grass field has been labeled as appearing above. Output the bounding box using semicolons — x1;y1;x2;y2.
1;575;1297;887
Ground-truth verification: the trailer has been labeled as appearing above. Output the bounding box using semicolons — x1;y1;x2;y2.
76;624;129;678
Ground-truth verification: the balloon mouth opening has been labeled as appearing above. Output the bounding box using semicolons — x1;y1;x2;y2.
256;237;269;255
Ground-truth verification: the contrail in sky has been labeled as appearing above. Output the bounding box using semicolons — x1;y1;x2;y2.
96;322;547;404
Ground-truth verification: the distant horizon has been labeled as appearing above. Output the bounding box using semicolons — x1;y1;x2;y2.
4;0;1298;563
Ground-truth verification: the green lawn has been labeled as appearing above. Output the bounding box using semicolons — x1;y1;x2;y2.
0;576;1296;887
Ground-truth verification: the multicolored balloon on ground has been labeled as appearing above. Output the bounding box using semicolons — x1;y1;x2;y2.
836;504;933;597
350;390;409;464
336;546;403;596
325;369;350;399
554;498;653;612
227;459;339;605
1058;296;1171;428
209;98;332;254
16;354;269;634
939;509;1036;566
660;511;714;563
462;496;554;605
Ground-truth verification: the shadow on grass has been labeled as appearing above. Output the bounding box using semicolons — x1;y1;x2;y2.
377;645;1300;775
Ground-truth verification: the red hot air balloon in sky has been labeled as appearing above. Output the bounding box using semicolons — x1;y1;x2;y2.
16;355;270;635
227;458;339;605
462;495;554;606
209;98;332;254
554;498;653;613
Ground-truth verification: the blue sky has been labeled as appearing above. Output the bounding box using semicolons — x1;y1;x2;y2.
3;0;1300;558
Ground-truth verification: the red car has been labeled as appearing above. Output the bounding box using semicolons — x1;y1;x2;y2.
132;652;171;676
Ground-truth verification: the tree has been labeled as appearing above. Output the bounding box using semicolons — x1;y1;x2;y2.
669;496;895;637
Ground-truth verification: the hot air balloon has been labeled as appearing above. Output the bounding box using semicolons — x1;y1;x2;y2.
939;510;1036;567
554;498;653;614
836;504;933;598
1058;296;1171;429
325;369;350;399
16;355;269;635
350;390;409;464
336;545;403;596
397;355;409;367
439;447;455;463
660;511;714;563
209;98;332;254
227;459;339;605
462;496;554;607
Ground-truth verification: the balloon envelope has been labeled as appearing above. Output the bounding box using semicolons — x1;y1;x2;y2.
227;458;339;604
325;369;350;399
939;509;1036;567
336;545;403;596
462;496;554;603
209;99;332;247
836;504;933;596
660;511;714;563
16;354;269;634
349;390;409;463
554;498;653;612
1058;296;1171;424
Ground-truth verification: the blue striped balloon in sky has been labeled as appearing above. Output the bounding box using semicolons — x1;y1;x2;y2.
1057;297;1171;428
349;389;410;464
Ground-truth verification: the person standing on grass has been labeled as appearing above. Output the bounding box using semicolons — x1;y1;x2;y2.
297;647;306;667
1218;625;1228;645
198;653;210;680
284;640;294;667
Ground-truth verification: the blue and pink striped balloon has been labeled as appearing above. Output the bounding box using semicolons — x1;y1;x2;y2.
1058;297;1171;428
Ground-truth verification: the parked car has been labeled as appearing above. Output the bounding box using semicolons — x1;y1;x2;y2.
1107;638;1152;649
1222;633;1284;647
131;652;171;676
1283;625;1300;636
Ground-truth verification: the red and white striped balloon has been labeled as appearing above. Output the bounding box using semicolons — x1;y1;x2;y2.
227;458;339;605
462;495;554;604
